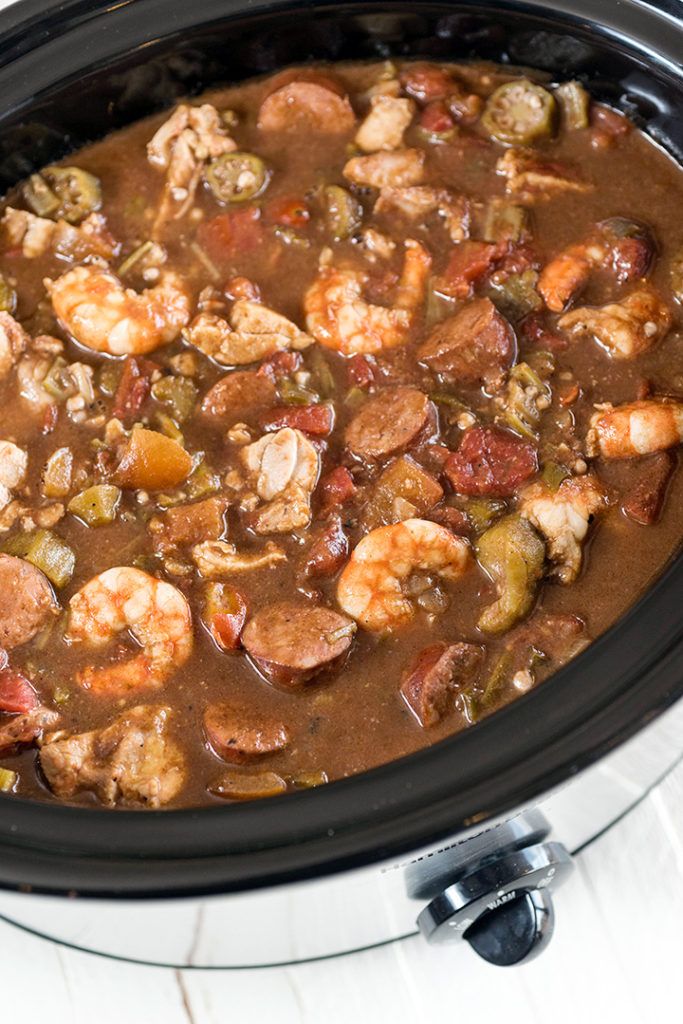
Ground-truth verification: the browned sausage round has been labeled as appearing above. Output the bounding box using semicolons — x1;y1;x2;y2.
0;554;57;650
242;601;355;686
201;370;276;426
345;386;436;461
418;298;516;385
258;79;356;134
203;703;289;764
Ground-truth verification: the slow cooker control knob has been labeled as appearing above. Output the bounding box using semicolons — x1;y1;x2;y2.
416;841;572;965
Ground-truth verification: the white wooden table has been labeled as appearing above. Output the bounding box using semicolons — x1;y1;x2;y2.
1;759;680;1023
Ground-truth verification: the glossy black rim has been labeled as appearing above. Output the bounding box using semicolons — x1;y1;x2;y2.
0;0;681;899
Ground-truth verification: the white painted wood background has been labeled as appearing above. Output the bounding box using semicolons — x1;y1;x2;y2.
1;760;681;1023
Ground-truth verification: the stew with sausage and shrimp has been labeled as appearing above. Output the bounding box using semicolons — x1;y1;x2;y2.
0;60;681;808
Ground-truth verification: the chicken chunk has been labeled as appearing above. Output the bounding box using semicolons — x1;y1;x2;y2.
558;285;672;359
355;95;415;152
2;208;116;261
343;149;425;188
193;539;286;575
497;149;593;202
0;312;28;380
0;441;27;511
186;300;313;367
0;705;59;756
39;705;186;808
375;186;470;242
240;427;320;534
147;103;236;231
519;474;609;583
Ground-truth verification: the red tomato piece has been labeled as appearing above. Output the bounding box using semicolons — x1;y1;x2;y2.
196;207;264;263
436;241;503;299
203;584;248;652
259;404;334;437
257;351;303;381
419;101;455;136
266;196;311;228
112;355;158;421
319;466;357;511
0;669;39;714
346;354;376;389
444;426;538;497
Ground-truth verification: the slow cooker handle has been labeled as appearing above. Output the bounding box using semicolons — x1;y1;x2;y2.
416;841;572;965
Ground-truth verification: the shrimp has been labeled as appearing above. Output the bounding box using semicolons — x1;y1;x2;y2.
147;103;236;232
337;518;471;632
539;219;655;312
586;399;683;460
185;298;313;366
66;567;193;696
559;285;672;359
304;239;431;355
519;474;609;583
538;241;605;313
48;265;191;356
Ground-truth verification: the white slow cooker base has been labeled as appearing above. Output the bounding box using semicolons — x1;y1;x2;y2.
1;698;681;968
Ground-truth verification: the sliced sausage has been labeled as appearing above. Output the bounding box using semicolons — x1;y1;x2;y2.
345;386;436;461
621;451;675;525
418;298;516;385
400;641;484;727
204;703;289;764
0;554;58;650
444;426;538;497
149;496;230;553
242;601;355;686
201;370;276;426
0;706;59;756
258;80;356;134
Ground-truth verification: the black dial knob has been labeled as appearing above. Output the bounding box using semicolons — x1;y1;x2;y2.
417;841;572;965
464;888;554;966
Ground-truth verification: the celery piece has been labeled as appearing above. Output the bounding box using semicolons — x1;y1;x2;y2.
3;529;75;587
68;484;121;527
151;375;198;424
555;80;591;130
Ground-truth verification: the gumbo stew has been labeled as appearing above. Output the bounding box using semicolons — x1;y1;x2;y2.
0;60;681;808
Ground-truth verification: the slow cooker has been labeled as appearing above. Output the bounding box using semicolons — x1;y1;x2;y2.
0;0;681;970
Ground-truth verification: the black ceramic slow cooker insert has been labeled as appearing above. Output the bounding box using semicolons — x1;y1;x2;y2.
0;0;681;969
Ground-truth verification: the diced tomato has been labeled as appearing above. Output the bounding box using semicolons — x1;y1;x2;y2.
260;403;334;436
492;243;538;280
319;465;357;512
257;351;303;381
266;196;311;228
112;355;158;421
419;101;455;136
223;276;261;302
0;669;39;714
203;584;248;652
444;426;538;498
346;354;375;389
400;63;452;103
196;207;264;263
302;516;349;578
520;312;568;352
436;241;503;299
